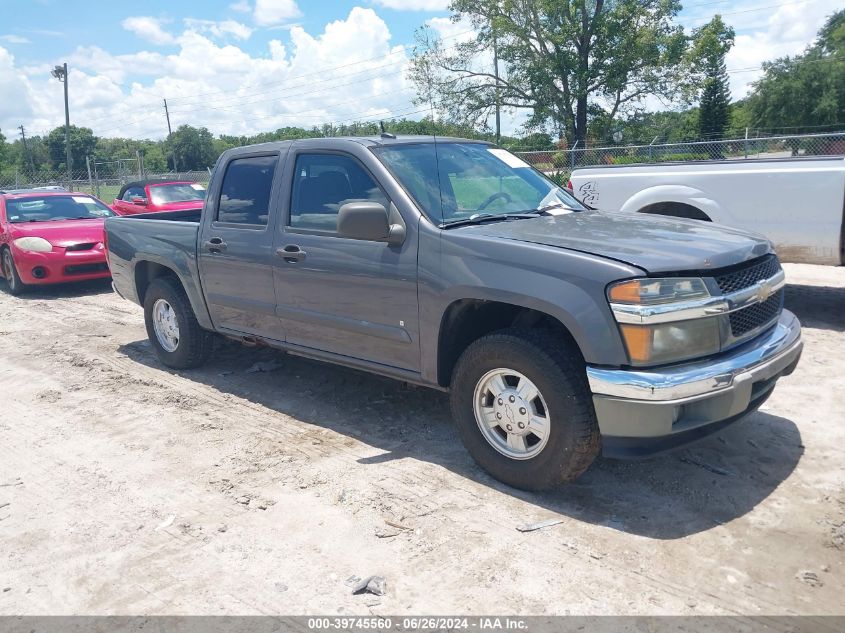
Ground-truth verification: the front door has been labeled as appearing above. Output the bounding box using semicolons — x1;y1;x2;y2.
198;151;286;341
272;148;420;371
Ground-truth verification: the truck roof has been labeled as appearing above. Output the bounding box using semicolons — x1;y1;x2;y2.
222;135;494;155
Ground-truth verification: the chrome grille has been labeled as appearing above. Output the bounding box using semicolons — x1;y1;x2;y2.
715;255;781;294
729;288;784;337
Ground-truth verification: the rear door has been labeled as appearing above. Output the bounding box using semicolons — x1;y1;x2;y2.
271;143;420;371
198;150;287;340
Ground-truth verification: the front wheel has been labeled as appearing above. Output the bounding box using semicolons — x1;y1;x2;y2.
450;328;600;490
143;276;213;369
2;248;26;296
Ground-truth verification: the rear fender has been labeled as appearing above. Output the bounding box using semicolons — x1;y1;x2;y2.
620;185;724;221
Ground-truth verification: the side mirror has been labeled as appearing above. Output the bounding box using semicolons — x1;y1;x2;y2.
131;197;148;206
338;202;405;246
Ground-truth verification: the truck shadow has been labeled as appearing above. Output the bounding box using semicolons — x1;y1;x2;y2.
784;283;845;332
118;338;803;541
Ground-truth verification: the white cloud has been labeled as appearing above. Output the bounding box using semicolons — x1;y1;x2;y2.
253;0;302;27
121;16;175;45
723;1;835;99
0;35;31;44
183;19;253;41
678;0;837;100
0;8;417;141
426;16;476;44
230;0;251;12
372;0;449;10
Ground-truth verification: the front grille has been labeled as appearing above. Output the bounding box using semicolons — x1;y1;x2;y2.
65;242;96;252
729;288;784;337
715;255;781;294
64;263;109;275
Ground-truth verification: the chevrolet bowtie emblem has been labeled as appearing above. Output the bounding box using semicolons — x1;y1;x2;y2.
756;280;773;302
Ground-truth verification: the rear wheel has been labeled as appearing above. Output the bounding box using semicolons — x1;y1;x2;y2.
143;276;213;369
2;248;26;296
450;328;600;490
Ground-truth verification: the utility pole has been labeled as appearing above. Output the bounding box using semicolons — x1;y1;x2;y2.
163;99;178;173
18;125;36;175
51;63;71;188
492;20;501;145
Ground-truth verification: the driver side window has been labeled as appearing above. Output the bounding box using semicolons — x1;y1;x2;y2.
122;187;145;201
289;153;388;232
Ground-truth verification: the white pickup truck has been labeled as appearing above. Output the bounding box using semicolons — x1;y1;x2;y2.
569;157;845;265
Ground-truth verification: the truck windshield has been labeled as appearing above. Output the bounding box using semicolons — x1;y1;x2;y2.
372;142;586;226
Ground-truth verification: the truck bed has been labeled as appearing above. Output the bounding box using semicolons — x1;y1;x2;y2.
104;211;205;313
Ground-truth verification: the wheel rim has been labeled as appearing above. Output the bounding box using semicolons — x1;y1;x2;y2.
473;368;551;460
3;252;15;290
152;299;180;353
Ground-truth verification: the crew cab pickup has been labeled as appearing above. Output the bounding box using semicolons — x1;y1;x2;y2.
105;137;803;490
569;157;845;265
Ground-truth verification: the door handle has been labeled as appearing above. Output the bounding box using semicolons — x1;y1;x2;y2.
203;238;227;253
277;245;306;263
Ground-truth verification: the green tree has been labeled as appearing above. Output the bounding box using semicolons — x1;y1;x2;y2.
746;9;844;133
0;128;7;172
410;0;690;144
46;125;97;171
170;125;216;171
688;16;734;142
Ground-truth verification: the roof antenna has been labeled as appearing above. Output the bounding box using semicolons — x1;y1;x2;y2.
379;120;395;139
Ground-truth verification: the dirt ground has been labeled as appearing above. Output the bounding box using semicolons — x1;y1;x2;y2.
0;263;843;616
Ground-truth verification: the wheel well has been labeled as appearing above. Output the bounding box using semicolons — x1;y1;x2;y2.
638;201;711;221
135;261;180;303
437;300;580;388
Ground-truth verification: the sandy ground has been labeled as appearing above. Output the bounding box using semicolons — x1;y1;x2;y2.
0;263;843;616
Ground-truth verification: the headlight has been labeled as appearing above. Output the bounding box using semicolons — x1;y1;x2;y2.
608;277;720;366
618;319;721;365
608;277;710;305
13;237;53;253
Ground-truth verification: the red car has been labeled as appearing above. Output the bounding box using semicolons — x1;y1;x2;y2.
0;189;116;295
112;179;206;215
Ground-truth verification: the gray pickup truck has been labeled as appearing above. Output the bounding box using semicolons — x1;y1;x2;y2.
105;136;803;490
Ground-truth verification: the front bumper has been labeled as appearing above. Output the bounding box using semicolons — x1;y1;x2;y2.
13;246;111;285
587;310;802;458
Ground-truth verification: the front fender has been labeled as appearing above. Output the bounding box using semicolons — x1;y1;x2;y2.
418;232;641;384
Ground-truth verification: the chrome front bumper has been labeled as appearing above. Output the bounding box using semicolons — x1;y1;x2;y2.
587;310;802;457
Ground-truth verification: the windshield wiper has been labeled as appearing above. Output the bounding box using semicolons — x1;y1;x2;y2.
440;212;540;229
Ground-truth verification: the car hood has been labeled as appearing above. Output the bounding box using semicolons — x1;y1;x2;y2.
10;218;107;248
459;210;772;273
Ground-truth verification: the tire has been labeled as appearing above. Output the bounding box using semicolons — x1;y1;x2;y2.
450;328;600;490
143;276;213;369
2;248;26;296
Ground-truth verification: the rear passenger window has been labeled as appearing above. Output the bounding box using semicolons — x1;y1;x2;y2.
289;153;387;232
217;155;278;226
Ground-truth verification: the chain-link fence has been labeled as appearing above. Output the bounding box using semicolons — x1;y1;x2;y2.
0;168;211;203
513;131;845;178
3;131;842;202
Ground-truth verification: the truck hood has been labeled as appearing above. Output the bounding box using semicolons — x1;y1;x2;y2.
461;210;772;273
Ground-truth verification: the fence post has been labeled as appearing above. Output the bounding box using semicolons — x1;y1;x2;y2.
86;156;94;195
649;136;659;162
93;162;100;198
570;140;579;171
136;150;143;179
15;167;19;188
744;127;749;159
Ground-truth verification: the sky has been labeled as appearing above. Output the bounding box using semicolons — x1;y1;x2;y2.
0;0;840;142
